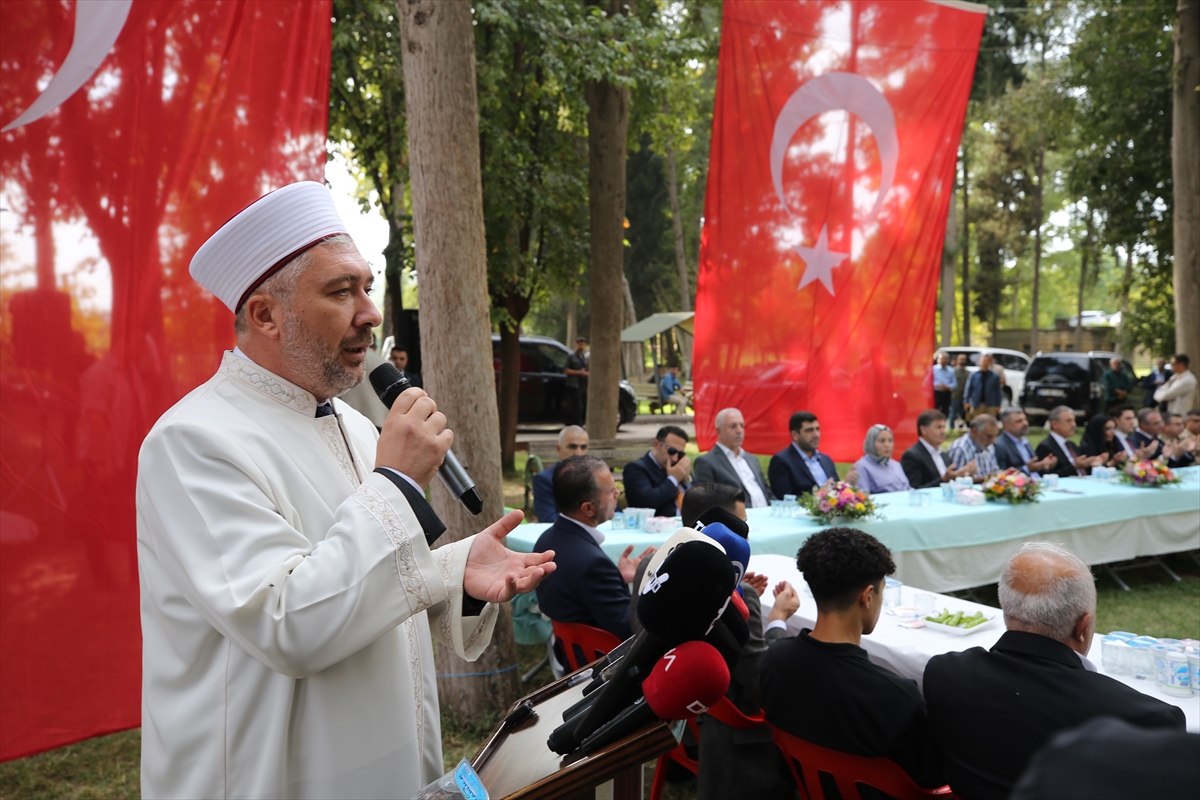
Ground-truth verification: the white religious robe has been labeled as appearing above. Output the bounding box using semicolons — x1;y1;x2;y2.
137;352;497;799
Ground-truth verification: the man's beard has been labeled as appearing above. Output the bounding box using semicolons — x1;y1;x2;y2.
279;313;373;399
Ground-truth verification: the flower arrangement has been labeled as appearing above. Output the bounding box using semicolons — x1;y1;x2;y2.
981;468;1042;504
1120;458;1181;488
800;481;880;525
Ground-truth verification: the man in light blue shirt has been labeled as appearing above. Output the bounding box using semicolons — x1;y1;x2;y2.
931;352;957;418
994;409;1057;477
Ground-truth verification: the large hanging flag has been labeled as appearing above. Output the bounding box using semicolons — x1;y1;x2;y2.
0;0;331;760
693;0;984;462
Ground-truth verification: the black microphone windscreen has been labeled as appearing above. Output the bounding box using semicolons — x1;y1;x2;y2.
369;362;408;408
636;540;737;646
697;505;749;538
701;604;751;672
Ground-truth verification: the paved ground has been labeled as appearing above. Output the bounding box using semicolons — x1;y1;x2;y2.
514;414;696;444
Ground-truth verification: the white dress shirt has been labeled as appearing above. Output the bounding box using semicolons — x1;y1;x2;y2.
560;513;606;545
716;442;769;508
920;438;948;477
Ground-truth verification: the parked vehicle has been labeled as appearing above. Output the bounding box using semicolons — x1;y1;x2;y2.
1068;310;1116;328
491;334;638;426
1019;351;1140;420
933;346;1030;404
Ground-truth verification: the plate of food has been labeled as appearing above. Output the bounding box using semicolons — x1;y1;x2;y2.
922;608;997;636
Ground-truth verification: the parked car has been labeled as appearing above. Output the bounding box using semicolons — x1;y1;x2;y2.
933;346;1030;404
1019;351;1140;420
1068;310;1116;328
491;334;638;426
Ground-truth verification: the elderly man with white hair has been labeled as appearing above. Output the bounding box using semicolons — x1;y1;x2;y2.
923;542;1184;800
693;407;771;507
137;183;555;798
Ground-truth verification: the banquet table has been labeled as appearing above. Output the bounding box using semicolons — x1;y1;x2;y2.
748;553;1200;733
507;468;1200;592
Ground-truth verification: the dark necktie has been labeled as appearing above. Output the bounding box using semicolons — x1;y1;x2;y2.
315;402;334;418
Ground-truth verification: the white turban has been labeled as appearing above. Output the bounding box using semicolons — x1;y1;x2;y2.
189;181;348;312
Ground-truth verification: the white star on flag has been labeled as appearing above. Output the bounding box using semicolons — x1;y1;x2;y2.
795;224;848;295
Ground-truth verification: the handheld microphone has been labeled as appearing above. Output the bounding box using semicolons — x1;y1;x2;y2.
695;522;750;585
695;505;749;538
637;541;737;646
369;363;484;515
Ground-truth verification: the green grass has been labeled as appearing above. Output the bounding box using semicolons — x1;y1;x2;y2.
0;728;139;799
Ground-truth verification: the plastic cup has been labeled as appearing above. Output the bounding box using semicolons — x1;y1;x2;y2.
1044;474;1059;488
909;490;923;507
884;578;903;608
915;593;936;616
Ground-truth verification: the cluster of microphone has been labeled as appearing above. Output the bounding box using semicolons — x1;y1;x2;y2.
547;507;754;757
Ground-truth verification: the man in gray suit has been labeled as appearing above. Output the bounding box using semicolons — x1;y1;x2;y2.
693;407;772;508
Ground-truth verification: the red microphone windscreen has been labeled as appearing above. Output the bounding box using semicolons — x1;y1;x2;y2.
642;641;731;720
730;590;750;621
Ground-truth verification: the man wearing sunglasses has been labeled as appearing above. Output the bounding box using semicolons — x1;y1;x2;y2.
622;425;693;517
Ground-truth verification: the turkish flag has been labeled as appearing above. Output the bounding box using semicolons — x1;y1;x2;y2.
0;0;330;760
693;0;984;464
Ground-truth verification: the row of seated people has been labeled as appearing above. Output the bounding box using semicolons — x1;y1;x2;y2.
533;404;1200;525
533;457;1191;799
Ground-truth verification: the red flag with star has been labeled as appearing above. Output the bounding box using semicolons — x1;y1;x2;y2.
692;0;984;463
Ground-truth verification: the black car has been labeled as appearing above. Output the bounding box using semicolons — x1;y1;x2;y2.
491;334;637;426
1020;351;1140;420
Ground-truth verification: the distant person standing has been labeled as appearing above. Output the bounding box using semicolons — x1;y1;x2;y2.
963;353;1003;420
1101;357;1132;407
1141;357;1170;408
931;352;956;418
1155;354;1198;416
949;354;970;429
388;346;422;389
565;337;590;425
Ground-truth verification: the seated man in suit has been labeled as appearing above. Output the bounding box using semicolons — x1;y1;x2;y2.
761;528;945;793
622;425;692;517
531;425;589;523
1129;407;1165;459
900;409;975;489
693;407;771;508
533;457;653;648
1159;412;1198;467
1035;405;1107;477
388;346;422;388
994;408;1057;476
924;542;1185;800
769;411;857;498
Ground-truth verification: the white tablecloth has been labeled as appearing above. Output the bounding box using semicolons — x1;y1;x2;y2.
750;553;1199;732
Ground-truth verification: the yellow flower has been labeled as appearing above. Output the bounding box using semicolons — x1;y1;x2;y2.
854;502;865;512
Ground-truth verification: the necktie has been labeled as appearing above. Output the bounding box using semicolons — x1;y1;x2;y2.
315;402;334;418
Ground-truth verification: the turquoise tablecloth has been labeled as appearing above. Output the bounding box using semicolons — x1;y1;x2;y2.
506;469;1200;566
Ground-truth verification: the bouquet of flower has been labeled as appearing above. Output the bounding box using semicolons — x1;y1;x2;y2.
800;481;880;525
1120;458;1181;488
981;468;1042;504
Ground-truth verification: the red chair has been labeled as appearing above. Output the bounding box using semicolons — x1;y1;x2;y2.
551;620;622;672
649;697;766;800
770;725;954;800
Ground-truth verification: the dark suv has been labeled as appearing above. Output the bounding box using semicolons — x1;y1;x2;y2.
491;334;637;426
1019;351;1140;420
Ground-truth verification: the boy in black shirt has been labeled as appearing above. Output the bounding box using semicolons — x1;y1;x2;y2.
760;528;944;796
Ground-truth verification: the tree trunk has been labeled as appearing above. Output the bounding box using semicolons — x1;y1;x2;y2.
1074;215;1094;353
397;0;519;721
941;189;958;348
666;144;691;312
583;0;630;439
382;186;407;341
1174;0;1200;399
1030;144;1044;355
1120;246;1135;356
960;149;971;346
566;295;577;348
621;274;643;381
498;294;530;472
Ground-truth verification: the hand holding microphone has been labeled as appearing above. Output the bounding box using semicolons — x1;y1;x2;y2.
373;383;451;488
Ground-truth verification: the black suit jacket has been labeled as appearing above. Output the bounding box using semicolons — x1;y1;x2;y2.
1129;429;1164;459
533;516;632;640
693;446;771;501
993;433;1033;473
1035;436;1083;477
622;452;684;517
767;445;838;499
900;441;944;489
924;630;1185;800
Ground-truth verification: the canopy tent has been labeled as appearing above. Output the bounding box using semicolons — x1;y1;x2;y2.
620;312;695;381
620;312;695;342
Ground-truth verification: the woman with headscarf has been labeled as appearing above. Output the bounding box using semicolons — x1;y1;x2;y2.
1078;414;1129;465
854;424;912;494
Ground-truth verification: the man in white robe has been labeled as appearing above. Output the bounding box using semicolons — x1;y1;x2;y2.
137;182;555;799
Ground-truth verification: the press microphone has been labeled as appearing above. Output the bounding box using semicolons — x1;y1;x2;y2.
369;363;484;515
695;505;749;538
694;522;750;586
637;540;738;646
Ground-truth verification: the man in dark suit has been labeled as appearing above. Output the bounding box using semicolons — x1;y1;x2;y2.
533;457;653;646
994;409;1057;476
762;528;945;792
1129;407;1165;459
531;425;589;523
1035;405;1107;478
900;409;975;488
622;425;692;517
693;407;771;507
768;411;857;498
924;542;1185;800
388;346;422;388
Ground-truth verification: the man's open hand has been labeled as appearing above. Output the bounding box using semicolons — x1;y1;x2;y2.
743;571;769;597
618;545;656;584
463;511;556;604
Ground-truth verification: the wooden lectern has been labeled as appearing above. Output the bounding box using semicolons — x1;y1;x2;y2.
470;663;678;800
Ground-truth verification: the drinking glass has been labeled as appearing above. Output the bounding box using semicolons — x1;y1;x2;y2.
915;593;936;617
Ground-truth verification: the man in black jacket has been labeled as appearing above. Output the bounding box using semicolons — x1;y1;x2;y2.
622;425;692;517
768;410;857;498
924;542;1185;800
1034;405;1107;478
900;409;975;488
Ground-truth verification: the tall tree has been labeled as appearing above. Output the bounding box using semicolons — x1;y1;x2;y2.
397;0;518;719
1174;0;1200;373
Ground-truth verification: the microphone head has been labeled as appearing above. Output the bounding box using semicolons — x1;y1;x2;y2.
369;362;408;408
638;527;725;594
696;505;749;538
698;522;750;585
643;641;731;720
730;590;750;622
637;540;737;646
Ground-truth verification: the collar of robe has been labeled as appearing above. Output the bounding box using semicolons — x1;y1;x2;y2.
221;351;325;417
